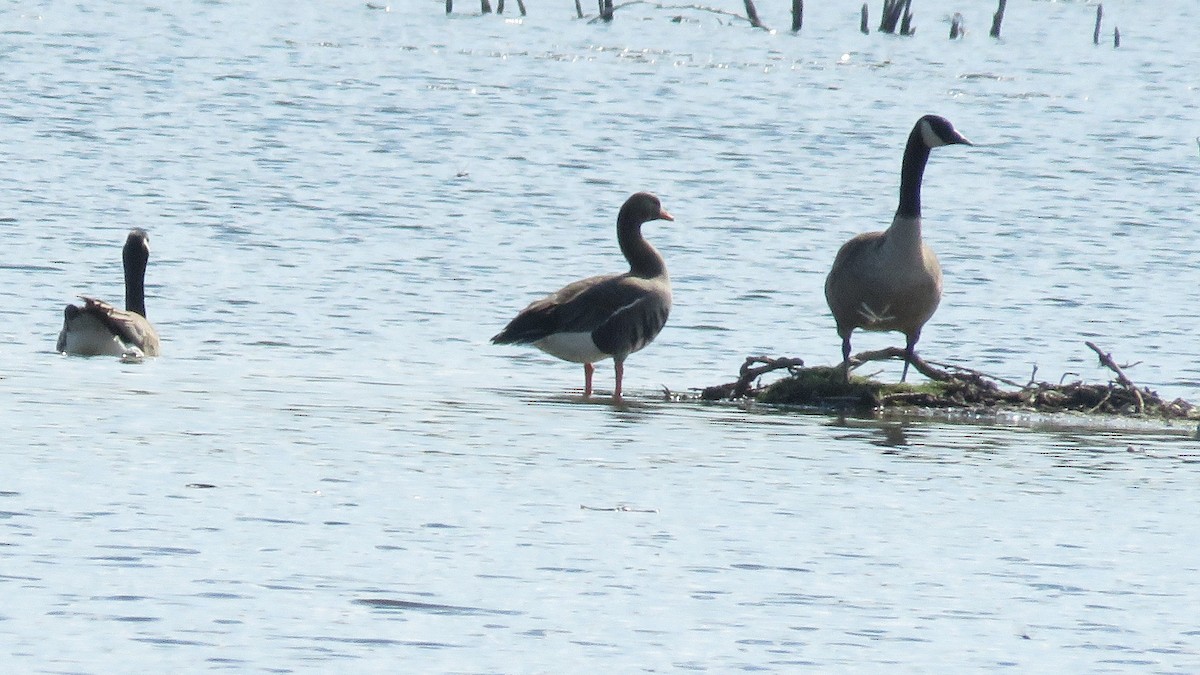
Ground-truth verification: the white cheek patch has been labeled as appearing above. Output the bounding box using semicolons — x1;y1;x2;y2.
919;119;948;148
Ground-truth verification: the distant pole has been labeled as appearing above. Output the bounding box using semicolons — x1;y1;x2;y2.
1093;5;1103;45
860;4;869;34
899;0;914;36
744;0;765;29
989;0;1006;38
1113;26;1120;48
949;12;963;39
880;0;913;35
791;0;803;32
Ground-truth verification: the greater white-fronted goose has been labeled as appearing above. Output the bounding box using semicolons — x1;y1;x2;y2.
824;114;972;382
492;191;674;402
57;228;161;358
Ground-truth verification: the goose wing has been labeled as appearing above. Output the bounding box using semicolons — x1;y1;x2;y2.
827;231;886;280
492;273;652;344
76;296;160;356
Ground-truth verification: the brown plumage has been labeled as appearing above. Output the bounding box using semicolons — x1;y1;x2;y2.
492;192;674;402
825;115;971;382
57;229;161;358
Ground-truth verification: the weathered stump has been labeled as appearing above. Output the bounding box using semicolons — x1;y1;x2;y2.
496;0;526;14
879;0;914;35
990;0;1006;38
744;0;766;29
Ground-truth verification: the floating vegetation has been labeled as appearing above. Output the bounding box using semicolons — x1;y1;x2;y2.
695;343;1199;421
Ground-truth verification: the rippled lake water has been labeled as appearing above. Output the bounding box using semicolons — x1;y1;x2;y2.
3;0;1200;671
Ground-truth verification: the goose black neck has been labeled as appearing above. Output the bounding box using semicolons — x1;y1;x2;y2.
618;218;666;279
897;125;932;219
123;246;148;318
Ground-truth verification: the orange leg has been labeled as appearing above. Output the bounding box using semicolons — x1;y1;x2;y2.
583;362;594;398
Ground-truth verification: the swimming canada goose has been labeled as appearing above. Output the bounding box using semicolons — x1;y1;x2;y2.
824;114;972;382
57;228;161;357
492;192;674;402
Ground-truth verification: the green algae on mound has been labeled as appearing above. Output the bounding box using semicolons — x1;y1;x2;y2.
755;366;964;409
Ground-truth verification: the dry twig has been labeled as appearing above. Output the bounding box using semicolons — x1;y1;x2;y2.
700;356;804;399
847;347;951;381
1085;341;1145;413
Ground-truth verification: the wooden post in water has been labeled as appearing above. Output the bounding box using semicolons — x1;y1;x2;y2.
1093;5;1103;45
860;4;869;34
879;0;895;32
880;0;913;35
600;0;613;22
989;0;1006;38
744;0;766;29
791;0;804;32
949;12;963;39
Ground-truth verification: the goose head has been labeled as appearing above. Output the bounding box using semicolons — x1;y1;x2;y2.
917;114;973;149
619;192;674;227
123;228;150;274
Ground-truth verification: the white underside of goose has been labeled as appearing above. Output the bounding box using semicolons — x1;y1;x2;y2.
534;332;610;364
58;313;136;357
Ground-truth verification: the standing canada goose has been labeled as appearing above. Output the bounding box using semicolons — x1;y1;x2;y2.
57;228;161;357
492;192;674;402
824;114;971;382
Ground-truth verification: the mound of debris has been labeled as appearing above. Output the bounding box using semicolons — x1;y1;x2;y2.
697;343;1197;420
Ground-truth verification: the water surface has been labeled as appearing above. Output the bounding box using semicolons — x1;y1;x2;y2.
2;0;1199;671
